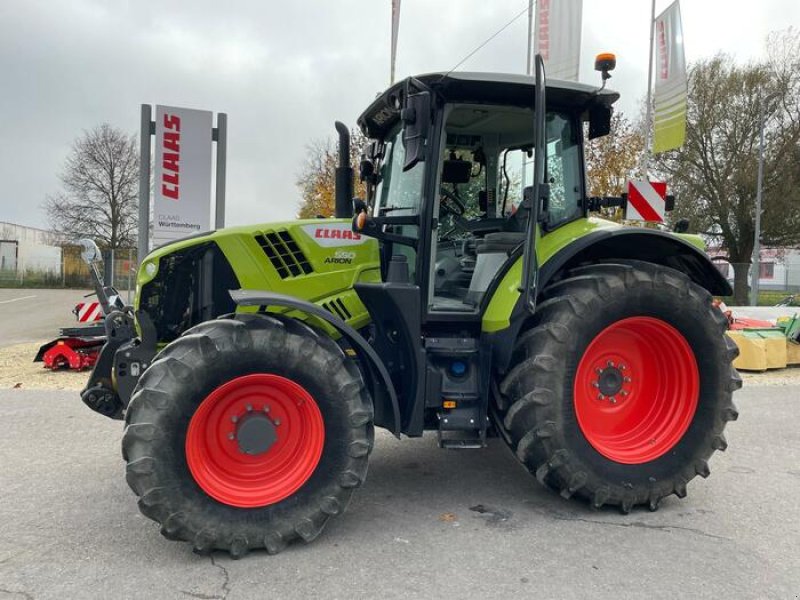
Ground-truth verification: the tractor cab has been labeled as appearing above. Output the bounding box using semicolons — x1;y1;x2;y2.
353;69;617;316
338;61;620;445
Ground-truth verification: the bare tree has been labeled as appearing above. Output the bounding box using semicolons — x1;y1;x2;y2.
655;30;800;303
45;124;139;249
296;128;368;219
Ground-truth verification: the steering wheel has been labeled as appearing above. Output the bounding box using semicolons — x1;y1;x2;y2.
439;186;466;216
438;186;472;240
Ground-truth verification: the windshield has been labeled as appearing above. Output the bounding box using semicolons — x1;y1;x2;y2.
373;126;425;216
370;125;426;282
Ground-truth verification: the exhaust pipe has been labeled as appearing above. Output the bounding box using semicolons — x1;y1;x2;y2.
334;121;354;218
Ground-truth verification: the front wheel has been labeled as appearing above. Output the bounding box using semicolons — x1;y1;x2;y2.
122;314;374;557
499;261;741;512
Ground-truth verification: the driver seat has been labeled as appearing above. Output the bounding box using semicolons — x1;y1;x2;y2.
474;231;525;255
466;232;525;306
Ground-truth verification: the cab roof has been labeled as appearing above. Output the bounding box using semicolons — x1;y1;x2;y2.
358;71;620;138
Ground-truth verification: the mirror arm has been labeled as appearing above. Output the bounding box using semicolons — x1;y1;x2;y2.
351;209;420;249
521;54;547;314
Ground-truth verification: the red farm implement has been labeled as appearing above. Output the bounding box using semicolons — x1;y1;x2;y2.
35;239;125;372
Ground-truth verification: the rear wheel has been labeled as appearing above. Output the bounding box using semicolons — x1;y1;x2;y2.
122;314;373;557
499;261;741;512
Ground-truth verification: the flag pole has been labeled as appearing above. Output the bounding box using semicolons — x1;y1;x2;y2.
526;0;534;75
641;0;656;178
390;0;401;84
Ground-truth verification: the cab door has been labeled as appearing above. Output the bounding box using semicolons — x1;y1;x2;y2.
353;112;433;435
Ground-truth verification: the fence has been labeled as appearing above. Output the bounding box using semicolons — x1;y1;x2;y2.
719;261;800;306
0;246;138;300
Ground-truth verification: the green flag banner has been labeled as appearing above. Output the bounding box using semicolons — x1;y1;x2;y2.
653;0;687;153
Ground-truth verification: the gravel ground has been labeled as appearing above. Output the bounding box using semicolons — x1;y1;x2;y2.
1;340;799;392
0;342;90;390
0;386;798;599
739;365;800;385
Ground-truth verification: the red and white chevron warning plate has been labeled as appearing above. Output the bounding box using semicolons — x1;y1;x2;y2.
626;180;667;223
75;301;104;322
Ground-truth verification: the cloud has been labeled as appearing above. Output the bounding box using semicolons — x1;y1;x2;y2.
1;0;797;231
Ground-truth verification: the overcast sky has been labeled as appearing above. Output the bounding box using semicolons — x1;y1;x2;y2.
1;0;797;231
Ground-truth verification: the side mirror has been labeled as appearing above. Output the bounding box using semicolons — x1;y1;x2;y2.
401;83;431;171
367;140;385;161
588;104;612;139
359;157;375;183
77;238;101;265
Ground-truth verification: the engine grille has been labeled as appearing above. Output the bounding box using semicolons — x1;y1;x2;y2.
139;242;239;343
255;230;313;279
322;297;352;321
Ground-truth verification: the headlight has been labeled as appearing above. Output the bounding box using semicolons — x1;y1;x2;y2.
140;260;159;284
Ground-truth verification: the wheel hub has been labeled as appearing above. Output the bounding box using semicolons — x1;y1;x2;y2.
236;412;278;455
596;365;625;398
590;360;632;404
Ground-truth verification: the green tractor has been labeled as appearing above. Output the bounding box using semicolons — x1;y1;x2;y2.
82;56;740;557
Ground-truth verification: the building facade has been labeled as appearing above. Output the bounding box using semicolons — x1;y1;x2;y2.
711;246;800;292
0;222;62;275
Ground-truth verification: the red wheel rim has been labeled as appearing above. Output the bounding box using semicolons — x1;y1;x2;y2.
573;317;699;464
185;374;325;508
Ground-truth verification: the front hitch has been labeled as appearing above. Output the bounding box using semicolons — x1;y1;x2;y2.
81;309;157;420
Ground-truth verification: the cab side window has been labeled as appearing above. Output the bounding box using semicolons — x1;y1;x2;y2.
545;114;583;225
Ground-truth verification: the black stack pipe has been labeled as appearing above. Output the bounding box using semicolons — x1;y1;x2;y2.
334;121;354;218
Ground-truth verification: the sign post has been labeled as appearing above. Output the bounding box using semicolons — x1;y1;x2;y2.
213;113;227;229
137;105;227;263
137;104;153;267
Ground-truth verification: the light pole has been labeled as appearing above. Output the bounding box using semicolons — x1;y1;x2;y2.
750;91;780;306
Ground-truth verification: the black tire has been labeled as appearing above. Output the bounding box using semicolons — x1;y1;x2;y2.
498;260;741;512
122;313;374;557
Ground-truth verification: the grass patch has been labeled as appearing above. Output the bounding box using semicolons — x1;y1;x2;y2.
0;269;97;289
718;290;800;307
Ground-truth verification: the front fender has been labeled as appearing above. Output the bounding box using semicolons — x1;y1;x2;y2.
229;289;401;437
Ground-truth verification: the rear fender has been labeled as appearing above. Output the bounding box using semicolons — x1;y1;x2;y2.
537;229;732;297
230;289;401;437
483;228;732;375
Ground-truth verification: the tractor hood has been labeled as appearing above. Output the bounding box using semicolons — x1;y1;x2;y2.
135;219;380;343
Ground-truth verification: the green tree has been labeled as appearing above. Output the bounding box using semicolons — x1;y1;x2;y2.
655;29;800;303
584;111;645;222
296;128;368;219
585;112;645;196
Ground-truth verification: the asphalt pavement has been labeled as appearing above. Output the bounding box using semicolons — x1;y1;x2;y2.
0;385;798;599
0;289;95;348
